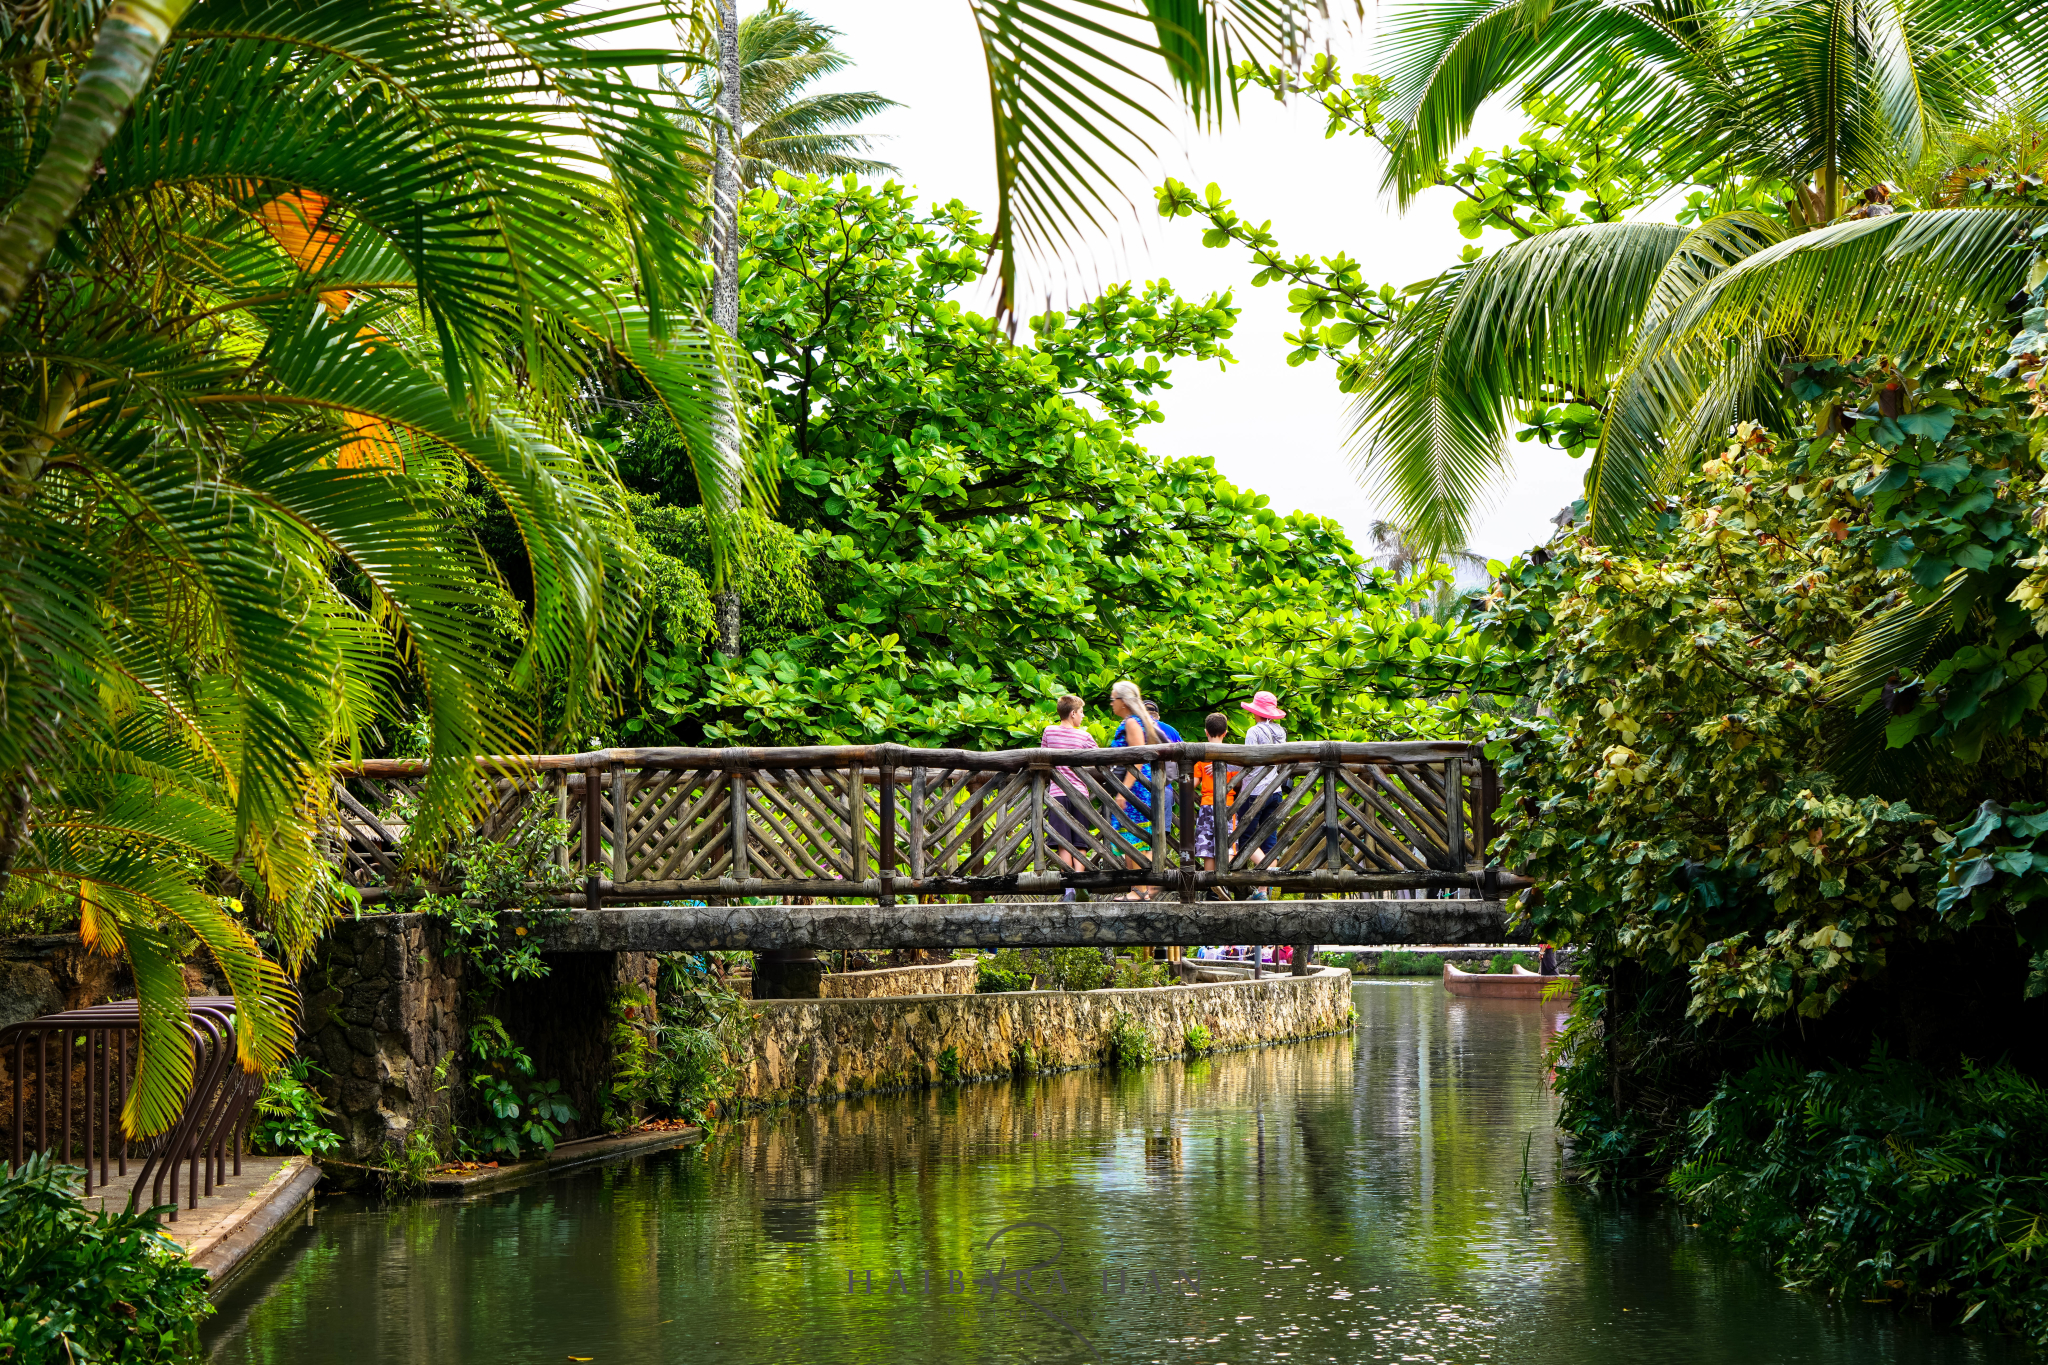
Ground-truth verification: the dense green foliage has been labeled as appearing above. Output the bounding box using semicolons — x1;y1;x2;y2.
409;797;575;989
621;176;1490;744
1370;951;1448;977
1488;359;2048;1034
0;1154;212;1363
1470;234;2048;1336
464;1016;577;1159
1674;1053;2048;1340
641;955;755;1128
1103;1010;1151;1069
0;0;770;1134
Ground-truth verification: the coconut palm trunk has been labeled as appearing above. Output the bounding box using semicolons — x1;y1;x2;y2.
712;0;743;656
0;0;196;324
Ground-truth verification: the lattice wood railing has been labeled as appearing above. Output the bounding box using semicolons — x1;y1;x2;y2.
330;740;1511;905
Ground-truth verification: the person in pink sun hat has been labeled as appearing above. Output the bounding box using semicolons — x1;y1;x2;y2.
1236;691;1289;899
1243;691;1286;722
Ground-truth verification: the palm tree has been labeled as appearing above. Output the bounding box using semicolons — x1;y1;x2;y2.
1363;520;1489;618
1350;0;2048;551
698;6;899;187
0;0;768;1133
694;3;895;655
1378;0;2019;229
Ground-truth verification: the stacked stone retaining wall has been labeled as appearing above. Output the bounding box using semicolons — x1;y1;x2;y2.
819;960;979;998
0;934;231;1031
737;965;1353;1106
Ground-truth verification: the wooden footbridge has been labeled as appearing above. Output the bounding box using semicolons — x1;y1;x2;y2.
331;740;1526;956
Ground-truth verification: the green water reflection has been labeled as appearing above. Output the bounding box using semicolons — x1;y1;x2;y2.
207;983;2023;1363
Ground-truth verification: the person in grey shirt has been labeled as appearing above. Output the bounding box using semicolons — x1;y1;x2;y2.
1236;691;1288;899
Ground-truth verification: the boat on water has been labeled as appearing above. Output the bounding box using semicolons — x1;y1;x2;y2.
1441;961;1578;998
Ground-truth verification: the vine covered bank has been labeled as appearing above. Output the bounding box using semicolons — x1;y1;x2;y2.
1484;317;2048;1337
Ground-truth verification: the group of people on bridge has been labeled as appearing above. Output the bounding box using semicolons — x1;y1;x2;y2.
1038;679;1293;902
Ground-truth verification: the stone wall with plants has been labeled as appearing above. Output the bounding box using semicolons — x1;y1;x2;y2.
296;914;467;1168
736;966;1354;1107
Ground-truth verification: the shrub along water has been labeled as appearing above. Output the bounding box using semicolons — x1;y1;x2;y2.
974;947;1169;993
1373;951;1451;977
0;1154;212;1362
1481;232;2048;1344
1673;1053;2048;1340
1104;1012;1151;1070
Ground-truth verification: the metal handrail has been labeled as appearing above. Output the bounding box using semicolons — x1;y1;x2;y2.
2;997;257;1219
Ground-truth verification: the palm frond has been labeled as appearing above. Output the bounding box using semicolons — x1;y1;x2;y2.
1587;206;2046;538
969;0;1321;313
1348;221;1697;553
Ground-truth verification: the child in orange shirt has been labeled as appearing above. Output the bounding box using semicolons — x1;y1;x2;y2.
1193;713;1233;873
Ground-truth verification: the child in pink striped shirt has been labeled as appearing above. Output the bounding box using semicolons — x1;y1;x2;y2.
1040;695;1097;890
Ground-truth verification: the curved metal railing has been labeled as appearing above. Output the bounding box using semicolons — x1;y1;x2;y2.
1;997;259;1219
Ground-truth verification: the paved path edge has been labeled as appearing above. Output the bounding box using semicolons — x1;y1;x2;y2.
186;1156;319;1299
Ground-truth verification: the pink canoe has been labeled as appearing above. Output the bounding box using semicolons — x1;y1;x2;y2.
1441;961;1578;998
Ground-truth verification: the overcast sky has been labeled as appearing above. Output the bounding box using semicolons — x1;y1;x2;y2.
716;3;1588;563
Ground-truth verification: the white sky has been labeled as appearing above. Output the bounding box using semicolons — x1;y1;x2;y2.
703;3;1592;562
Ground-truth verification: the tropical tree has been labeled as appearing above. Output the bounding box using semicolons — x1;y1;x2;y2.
695;6;898;187
1347;0;2048;550
0;0;762;1133
620;178;1500;747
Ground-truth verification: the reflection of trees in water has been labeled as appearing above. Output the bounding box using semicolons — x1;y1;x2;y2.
211;987;1610;1365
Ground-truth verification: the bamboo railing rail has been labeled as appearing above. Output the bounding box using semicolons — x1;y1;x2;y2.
330;741;1519;908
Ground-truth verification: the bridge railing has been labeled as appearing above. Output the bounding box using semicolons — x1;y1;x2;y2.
332;740;1511;906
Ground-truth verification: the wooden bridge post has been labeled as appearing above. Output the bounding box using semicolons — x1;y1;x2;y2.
849;762;869;887
908;765;925;894
1320;743;1340;872
1029;766;1046;877
967;773;988;905
1177;745;1197;906
1474;747;1497;865
1444;754;1466;876
1148;756;1167;884
581;764;603;913
553;769;569;876
610;764;628;889
728;754;749;883
878;748;897;908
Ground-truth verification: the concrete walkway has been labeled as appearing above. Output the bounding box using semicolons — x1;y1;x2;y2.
77;1155;288;1227
72;1155;320;1297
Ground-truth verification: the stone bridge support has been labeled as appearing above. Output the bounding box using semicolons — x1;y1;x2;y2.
299;915;657;1167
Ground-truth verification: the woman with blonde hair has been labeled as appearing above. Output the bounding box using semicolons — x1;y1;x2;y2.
1107;679;1175;897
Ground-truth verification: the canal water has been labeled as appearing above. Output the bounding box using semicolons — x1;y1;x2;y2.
207;982;2023;1363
